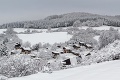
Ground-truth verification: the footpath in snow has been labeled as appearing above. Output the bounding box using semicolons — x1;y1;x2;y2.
9;60;120;80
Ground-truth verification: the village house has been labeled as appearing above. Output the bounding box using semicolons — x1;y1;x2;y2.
71;50;82;58
50;41;94;67
60;53;79;66
85;44;93;49
52;48;63;58
48;53;82;67
50;45;82;66
21;47;31;54
63;46;72;53
72;44;81;49
79;42;86;46
11;43;31;54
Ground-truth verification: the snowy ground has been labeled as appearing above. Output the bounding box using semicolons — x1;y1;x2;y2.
9;60;120;80
17;32;72;45
0;26;119;34
80;26;112;30
93;36;100;42
0;29;6;33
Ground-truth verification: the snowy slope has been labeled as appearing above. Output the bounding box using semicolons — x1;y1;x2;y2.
17;32;72;45
9;60;120;80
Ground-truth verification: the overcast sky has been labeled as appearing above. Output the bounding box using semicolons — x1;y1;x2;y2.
0;0;120;24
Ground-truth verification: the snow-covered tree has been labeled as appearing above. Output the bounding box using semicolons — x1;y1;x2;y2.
73;20;82;27
32;43;42;51
0;41;8;57
99;28;120;49
4;27;17;35
22;41;31;48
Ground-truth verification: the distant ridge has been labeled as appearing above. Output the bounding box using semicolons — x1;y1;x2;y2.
0;12;120;29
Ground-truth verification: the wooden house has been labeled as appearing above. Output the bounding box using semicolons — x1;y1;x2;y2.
21;47;31;54
72;44;80;49
14;43;21;49
63;47;72;53
79;42;86;46
71;50;82;58
52;48;63;58
60;53;81;66
11;43;31;54
84;44;93;49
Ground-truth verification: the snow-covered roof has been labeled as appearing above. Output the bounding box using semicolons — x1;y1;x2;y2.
79;42;85;43
52;49;63;53
52;51;60;54
60;53;77;59
23;47;31;50
86;44;92;47
72;50;80;53
73;44;80;46
64;46;72;49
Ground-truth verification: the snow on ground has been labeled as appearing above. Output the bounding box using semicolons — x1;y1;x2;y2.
80;26;112;30
0;28;54;33
13;28;47;33
93;36;100;42
0;29;6;33
0;26;119;34
9;60;120;80
92;26;111;30
17;32;72;45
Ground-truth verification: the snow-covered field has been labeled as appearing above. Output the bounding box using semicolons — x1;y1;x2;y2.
0;28;47;33
9;60;120;80
17;32;72;45
0;26;119;34
0;29;6;33
80;26;113;30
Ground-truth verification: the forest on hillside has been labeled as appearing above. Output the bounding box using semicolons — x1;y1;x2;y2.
0;12;120;29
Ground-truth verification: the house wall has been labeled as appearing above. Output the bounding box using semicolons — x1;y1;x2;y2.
70;57;77;66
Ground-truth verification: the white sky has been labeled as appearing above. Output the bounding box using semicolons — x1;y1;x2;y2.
0;0;120;25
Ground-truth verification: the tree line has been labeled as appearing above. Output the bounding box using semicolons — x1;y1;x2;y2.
0;12;120;29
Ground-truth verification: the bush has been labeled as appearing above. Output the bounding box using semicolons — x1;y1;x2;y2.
99;27;120;49
0;54;46;78
22;41;31;48
70;29;98;48
32;43;42;51
0;75;8;80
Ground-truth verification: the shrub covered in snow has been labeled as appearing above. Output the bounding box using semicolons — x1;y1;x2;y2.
0;75;8;80
70;29;98;48
22;41;31;48
0;54;46;78
81;40;120;65
99;27;120;49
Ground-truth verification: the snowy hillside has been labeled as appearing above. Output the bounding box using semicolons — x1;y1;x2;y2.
9;60;120;80
97;40;120;56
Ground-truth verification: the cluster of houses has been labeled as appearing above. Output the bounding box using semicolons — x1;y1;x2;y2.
11;42;93;66
11;43;31;55
50;42;93;66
